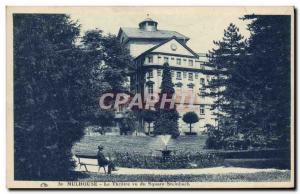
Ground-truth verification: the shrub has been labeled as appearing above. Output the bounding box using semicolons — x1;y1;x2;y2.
111;151;224;169
205;125;224;149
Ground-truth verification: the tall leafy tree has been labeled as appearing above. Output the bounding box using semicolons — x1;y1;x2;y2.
13;15;133;180
80;30;132;130
153;63;180;138
14;14;85;180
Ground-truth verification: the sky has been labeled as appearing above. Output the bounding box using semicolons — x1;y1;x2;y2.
67;7;255;53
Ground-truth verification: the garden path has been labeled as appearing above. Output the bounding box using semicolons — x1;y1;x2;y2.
74;159;288;175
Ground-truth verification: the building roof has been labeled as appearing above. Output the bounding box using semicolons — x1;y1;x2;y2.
135;36;199;60
118;27;190;41
139;18;157;24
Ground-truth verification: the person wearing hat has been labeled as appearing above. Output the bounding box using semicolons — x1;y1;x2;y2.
97;145;117;174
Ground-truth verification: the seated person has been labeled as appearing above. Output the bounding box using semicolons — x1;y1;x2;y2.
97;145;117;174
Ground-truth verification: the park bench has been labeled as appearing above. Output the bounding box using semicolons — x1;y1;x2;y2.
75;154;109;174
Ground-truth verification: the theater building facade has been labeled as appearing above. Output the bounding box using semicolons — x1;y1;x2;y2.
117;18;217;134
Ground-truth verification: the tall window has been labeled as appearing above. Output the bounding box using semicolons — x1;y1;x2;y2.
195;73;198;79
157;56;161;64
147;56;153;64
200;105;205;115
171;71;174;78
183;72;187;78
188;59;194;66
148;84;153;94
183;59;187;65
200;78;205;86
176;72;182;80
200;88;205;98
164;57;169;63
176;58;181;65
157;69;162;76
148;70;153;78
188;72;193;81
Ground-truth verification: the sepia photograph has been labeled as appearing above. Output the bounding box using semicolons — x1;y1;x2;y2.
6;6;295;189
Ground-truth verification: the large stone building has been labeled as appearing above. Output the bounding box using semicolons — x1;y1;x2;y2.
117;18;217;134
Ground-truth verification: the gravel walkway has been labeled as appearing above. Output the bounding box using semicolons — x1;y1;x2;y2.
74;158;288;175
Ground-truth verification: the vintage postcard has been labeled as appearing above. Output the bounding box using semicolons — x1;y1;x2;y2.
6;6;295;189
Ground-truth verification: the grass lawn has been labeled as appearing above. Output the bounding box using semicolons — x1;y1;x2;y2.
77;171;290;182
72;134;290;170
73;134;208;156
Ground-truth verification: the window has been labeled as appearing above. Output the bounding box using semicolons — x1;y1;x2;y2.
171;71;174;78
195;61;201;68
175;83;182;88
176;72;182;80
183;72;187;78
157;56;162;64
200;88;205;98
148;70;153;78
188;73;193;81
148;84;153;94
171;57;175;60
183;59;187;65
157;69;162;76
147;56;153;63
188;84;194;89
188;59;194;66
200;105;205;115
195;73;198;79
176;58;181;65
164;57;169;63
200;78;205;86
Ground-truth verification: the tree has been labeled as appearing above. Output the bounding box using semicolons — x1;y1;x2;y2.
13;15;132;180
239;15;291;148
203;23;246;128
202;23;246;149
182;112;199;134
205;17;291;150
153;63;180;138
80;30;133;134
141;109;156;135
93;110;115;135
14;14;85;180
